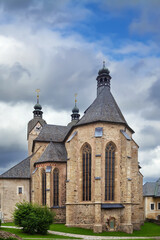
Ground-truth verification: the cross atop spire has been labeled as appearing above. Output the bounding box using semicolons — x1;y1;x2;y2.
36;89;40;104
103;61;105;68
75;93;77;104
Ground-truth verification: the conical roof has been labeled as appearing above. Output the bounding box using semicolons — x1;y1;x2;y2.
76;86;128;127
35;141;67;164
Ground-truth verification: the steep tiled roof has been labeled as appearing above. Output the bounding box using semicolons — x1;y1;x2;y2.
35;142;67;164
76;87;127;127
143;178;160;197
0;156;31;179
35;124;71;143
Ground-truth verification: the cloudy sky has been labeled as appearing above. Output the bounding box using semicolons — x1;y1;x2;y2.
0;0;160;183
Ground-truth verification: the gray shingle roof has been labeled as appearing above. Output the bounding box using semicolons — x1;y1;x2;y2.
143;178;160;197
35;142;67;164
35;124;70;143
76;87;128;127
27;118;46;139
0;156;31;179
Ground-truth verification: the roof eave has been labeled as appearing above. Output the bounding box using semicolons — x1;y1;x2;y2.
64;120;134;142
0;177;30;180
34;160;67;166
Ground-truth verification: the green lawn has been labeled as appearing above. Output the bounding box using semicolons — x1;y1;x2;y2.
0;227;79;239
49;222;160;237
2;222;160;237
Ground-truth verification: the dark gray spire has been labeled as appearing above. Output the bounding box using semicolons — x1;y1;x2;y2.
96;61;111;96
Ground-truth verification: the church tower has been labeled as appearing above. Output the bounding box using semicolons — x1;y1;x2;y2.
27;90;46;155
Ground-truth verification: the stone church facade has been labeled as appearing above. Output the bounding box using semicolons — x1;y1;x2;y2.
0;64;144;233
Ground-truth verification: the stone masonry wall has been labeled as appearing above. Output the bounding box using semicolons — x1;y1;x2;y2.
0;179;30;222
65;122;143;233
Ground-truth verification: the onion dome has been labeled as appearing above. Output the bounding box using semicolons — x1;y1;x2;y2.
96;61;112;96
72;105;79;114
34;103;42;110
98;63;110;75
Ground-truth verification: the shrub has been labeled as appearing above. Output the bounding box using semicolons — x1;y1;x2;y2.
13;202;54;234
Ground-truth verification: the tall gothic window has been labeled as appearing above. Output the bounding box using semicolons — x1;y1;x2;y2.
82;143;91;201
42;169;46;205
105;142;115;201
53;168;59;206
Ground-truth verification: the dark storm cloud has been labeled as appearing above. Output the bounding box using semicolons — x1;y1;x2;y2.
0;62;31;102
148;78;160;106
143;107;160;121
139;125;160;150
0;146;27;174
141;79;160;121
42;48;98;112
0;0;90;29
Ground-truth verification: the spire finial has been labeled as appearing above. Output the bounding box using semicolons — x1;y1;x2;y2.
75;93;77;105
35;89;40;104
103;61;105;68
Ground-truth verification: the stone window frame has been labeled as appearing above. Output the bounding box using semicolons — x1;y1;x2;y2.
53;168;59;207
150;203;155;210
157;202;160;210
82;143;92;202
17;186;24;195
105;141;116;201
42;169;46;205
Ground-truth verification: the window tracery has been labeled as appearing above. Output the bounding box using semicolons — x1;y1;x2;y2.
53;168;59;206
82;143;91;201
105;142;115;201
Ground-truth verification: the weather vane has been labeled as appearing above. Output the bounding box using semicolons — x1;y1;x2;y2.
103;61;105;68
35;89;40;103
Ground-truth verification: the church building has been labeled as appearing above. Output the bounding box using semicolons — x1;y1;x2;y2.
0;64;144;233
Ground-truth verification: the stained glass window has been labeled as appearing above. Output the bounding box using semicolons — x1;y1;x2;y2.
42;169;46;205
53;168;59;206
82;143;91;201
105;143;115;201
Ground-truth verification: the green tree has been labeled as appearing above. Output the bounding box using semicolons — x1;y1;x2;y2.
13;202;54;234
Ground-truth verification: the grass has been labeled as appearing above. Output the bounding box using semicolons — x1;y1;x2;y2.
0;227;79;239
2;222;160;237
49;222;160;237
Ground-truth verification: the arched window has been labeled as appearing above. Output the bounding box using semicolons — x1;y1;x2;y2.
82;143;91;201
53;168;59;206
105;142;115;201
42;169;46;205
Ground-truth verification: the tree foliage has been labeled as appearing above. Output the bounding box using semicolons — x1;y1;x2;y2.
13;202;54;234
